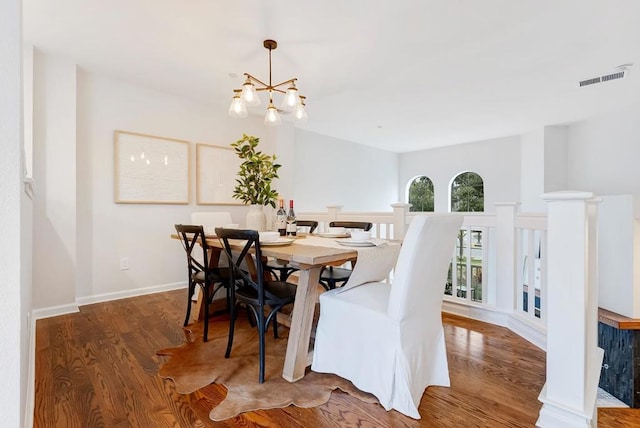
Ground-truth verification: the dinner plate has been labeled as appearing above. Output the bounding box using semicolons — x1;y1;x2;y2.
314;232;351;238
336;239;377;247
260;238;295;246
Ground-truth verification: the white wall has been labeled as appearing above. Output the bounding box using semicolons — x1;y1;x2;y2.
597;195;640;318
74;71;276;303
399;136;521;212
520;126;569;212
32;50;78;310
292;129;399;211
520;129;545;211
543;126;568;194
0;0;28;425
567;102;640;216
33;54;402;310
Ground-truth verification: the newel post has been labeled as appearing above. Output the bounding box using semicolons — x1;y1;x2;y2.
536;191;602;428
495;202;520;314
391;203;411;240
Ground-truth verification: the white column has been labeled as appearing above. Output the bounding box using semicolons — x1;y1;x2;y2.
391;203;410;240
495;202;519;314
536;191;602;428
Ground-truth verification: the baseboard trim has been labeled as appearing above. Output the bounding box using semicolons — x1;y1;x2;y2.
32;282;187;320
442;300;547;350
24;310;36;428
507;312;547;351
442;300;509;327
76;281;186;307
32;302;79;320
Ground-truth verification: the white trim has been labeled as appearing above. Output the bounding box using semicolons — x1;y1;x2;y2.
23;311;36;428
536;392;594;428
507;312;547;351
32;302;80;320
442;299;548;351
32;281;187;320
536;347;603;428
76;281;186;307
442;299;509;327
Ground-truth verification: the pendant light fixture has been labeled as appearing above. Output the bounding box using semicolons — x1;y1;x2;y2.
228;39;307;126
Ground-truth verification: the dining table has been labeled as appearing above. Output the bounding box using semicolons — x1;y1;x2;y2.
174;232;357;381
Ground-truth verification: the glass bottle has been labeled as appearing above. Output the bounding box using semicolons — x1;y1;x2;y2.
276;198;287;236
286;199;297;236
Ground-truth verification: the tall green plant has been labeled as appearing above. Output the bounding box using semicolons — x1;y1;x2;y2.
231;134;281;208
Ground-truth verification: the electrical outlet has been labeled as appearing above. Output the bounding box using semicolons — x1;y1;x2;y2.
120;257;129;270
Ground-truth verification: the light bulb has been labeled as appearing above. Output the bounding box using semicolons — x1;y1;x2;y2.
228;91;248;118
241;77;260;106
264;102;281;126
280;82;300;111
293;98;308;122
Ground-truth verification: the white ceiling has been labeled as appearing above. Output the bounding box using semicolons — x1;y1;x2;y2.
23;0;640;153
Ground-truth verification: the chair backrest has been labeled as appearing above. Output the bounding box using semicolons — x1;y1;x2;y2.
329;221;373;231
387;214;463;322
215;227;272;305
191;212;233;233
297;220;318;234
174;224;210;276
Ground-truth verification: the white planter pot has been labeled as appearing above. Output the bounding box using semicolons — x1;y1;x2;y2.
246;204;267;231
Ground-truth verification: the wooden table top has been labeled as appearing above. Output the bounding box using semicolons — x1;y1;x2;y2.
172;233;358;268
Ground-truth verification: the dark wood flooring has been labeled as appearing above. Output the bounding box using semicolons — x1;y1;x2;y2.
34;289;640;427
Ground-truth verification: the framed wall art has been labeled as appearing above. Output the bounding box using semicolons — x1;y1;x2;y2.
114;130;190;204
196;143;243;205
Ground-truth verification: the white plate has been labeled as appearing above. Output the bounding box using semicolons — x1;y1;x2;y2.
260;238;295;246
336;239;377;247
314;232;351;238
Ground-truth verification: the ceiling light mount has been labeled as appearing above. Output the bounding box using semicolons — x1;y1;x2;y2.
228;39;307;126
263;39;277;50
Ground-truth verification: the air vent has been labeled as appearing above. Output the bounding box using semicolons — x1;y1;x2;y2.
601;71;625;82
579;65;632;88
579;77;601;87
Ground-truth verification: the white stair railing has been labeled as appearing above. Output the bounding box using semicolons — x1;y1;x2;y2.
298;202;557;351
300;197;601;427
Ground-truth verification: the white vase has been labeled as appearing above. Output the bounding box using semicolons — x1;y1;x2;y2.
246;204;267;231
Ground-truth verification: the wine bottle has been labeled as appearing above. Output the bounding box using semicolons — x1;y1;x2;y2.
286;199;297;236
276;198;287;236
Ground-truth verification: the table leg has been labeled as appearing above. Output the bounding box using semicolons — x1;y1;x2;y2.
282;266;321;382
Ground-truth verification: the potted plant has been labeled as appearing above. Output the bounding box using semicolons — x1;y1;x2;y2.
231;134;281;231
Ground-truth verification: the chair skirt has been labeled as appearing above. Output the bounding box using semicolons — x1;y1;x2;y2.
311;282;450;419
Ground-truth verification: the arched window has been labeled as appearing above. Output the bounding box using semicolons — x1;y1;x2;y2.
407;176;434;212
450;172;484;212
448;171;485;303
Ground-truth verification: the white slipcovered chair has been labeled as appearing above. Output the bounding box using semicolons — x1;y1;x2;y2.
311;214;464;419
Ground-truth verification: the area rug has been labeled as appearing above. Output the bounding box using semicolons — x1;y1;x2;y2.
157;317;377;421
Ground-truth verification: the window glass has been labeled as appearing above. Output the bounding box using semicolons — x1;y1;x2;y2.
407;176;434;212
450;172;484;212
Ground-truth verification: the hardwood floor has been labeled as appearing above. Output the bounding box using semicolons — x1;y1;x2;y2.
34;289;639;427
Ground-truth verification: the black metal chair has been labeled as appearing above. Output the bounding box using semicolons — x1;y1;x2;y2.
265;220;319;281
319;221;374;291
216;227;297;383
174;224;232;342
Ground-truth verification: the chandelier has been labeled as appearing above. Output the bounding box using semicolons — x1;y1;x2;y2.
228;39;307;126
